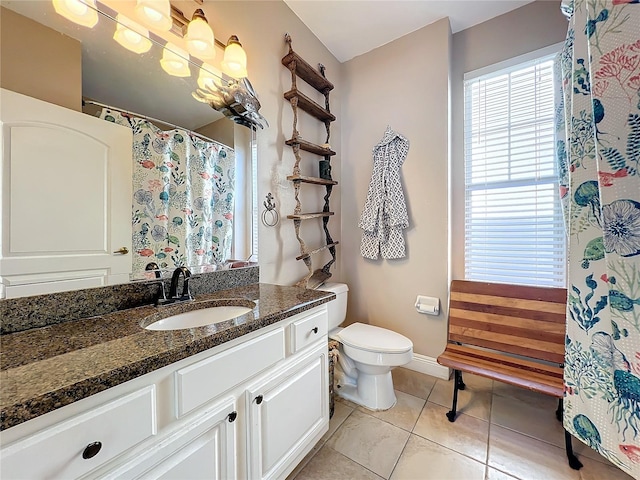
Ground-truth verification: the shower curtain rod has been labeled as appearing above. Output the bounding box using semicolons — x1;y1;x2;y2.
82;99;224;147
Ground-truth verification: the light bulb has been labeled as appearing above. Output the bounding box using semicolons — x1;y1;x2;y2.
221;36;248;79
52;0;98;28
160;44;191;77
135;0;172;31
114;15;152;54
185;10;215;60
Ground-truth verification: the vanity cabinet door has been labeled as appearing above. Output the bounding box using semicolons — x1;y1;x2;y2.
101;398;237;480
0;88;133;298
246;341;329;480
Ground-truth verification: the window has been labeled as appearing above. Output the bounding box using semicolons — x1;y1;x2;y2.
464;49;565;287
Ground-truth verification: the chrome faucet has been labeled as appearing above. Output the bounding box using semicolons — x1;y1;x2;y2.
168;266;192;302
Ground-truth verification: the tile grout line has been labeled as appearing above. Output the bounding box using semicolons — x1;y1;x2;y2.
386;399;430;480
485;380;495;480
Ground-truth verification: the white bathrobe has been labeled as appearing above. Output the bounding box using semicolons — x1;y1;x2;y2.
359;127;410;260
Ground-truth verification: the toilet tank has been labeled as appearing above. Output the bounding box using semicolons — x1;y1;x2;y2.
318;282;349;330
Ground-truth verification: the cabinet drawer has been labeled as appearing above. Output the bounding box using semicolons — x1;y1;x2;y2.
176;327;285;417
1;386;156;479
289;308;328;353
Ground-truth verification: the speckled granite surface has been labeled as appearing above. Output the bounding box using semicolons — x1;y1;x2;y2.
0;267;259;334
0;282;334;430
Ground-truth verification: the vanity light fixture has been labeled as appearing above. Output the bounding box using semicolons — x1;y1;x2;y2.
52;0;98;28
113;15;152;54
160;43;191;77
135;0;172;32
221;35;248;79
185;9;215;60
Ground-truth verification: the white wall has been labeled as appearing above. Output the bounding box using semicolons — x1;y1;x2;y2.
341;18;452;359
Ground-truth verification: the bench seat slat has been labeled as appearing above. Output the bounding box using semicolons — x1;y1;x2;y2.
449;317;564;353
449;327;565;364
442;344;563;376
438;347;563;398
449;308;566;334
450;299;566;323
450;293;566;316
450;282;567;304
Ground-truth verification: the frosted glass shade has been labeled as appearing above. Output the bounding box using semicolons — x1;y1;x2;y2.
135;0;172;31
113;15;152;54
197;64;223;90
186;11;215;60
160;44;191;77
52;0;98;28
221;36;248;79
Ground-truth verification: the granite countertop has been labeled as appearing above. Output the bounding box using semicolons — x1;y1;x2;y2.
0;283;334;431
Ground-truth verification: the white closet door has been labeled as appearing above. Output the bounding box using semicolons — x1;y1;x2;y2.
0;88;132;298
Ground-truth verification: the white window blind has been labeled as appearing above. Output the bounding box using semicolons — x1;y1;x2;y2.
464;53;566;287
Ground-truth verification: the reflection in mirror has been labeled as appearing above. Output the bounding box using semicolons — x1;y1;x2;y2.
0;0;259;291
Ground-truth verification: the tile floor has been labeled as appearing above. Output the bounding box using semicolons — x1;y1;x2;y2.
288;368;635;480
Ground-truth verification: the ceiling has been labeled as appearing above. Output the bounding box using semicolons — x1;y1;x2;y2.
284;0;535;63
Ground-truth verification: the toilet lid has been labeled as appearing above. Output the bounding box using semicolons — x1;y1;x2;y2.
339;323;413;354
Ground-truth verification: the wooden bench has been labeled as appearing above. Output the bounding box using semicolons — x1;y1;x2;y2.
437;280;582;470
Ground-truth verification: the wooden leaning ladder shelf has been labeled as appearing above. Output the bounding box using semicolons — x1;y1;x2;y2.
437;280;583;471
282;34;339;288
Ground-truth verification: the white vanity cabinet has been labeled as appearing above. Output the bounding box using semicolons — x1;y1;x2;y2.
0;88;133;299
0;304;330;480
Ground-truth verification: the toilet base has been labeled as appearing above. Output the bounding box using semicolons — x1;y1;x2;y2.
335;368;398;411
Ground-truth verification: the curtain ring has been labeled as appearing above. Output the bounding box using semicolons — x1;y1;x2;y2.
262;192;279;227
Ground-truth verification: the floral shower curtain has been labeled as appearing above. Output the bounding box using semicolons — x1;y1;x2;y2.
101;109;236;276
556;1;640;476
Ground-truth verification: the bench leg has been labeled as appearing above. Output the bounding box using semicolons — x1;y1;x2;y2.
565;430;583;470
558;399;583;470
457;370;466;391
446;370;462;422
556;398;563;422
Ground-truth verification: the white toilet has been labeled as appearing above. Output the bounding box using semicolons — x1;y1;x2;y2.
321;282;413;411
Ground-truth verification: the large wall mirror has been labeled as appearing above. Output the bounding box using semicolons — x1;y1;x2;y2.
1;0;259;293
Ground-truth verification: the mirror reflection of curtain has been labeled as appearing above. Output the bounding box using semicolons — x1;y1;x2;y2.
100;109;235;276
555;1;639;477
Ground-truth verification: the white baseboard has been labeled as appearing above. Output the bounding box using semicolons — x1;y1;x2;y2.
403;354;451;380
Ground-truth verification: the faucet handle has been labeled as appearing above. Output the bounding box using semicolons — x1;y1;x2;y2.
181;268;192;300
145;262;162;279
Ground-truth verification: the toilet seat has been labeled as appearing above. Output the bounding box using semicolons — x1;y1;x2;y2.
339;322;413;354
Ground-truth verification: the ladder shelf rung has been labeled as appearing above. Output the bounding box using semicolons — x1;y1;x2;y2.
296;242;340;261
281;51;334;93
284;89;335;122
285;138;336;156
287;175;337;186
287;212;334;220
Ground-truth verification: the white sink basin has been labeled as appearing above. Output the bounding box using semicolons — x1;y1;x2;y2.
143;300;255;331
